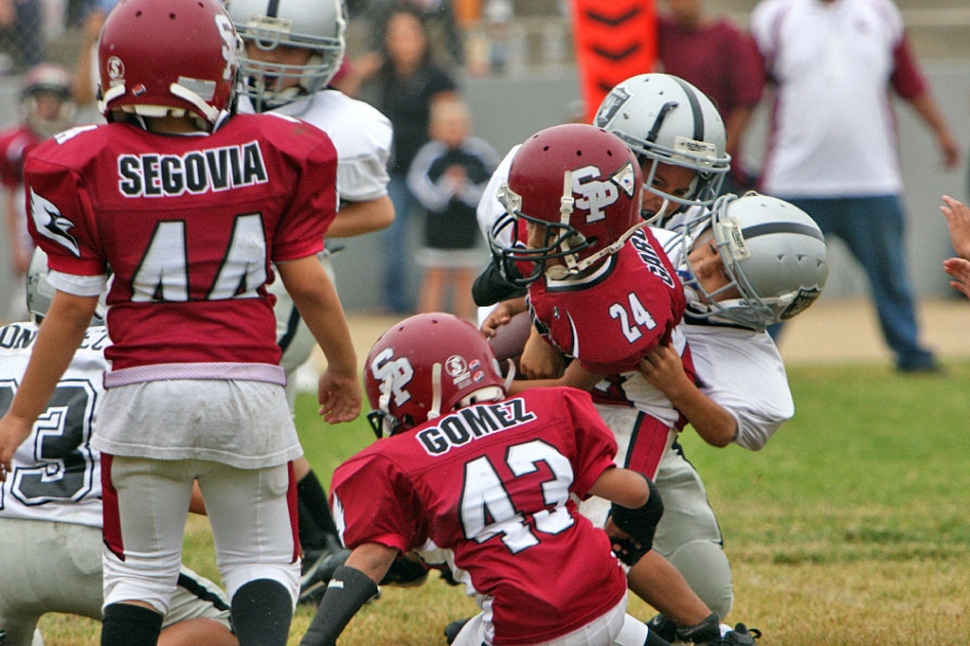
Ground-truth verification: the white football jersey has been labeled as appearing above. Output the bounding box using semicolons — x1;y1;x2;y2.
0;323;109;527
658;226;794;450
238;90;392;203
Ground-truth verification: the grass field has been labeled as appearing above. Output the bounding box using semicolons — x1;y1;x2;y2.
37;361;970;645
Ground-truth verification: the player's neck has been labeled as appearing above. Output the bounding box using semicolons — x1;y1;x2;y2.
142;115;207;134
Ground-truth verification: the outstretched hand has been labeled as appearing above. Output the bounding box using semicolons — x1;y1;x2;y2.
942;195;970;260
943;257;970;300
317;369;362;424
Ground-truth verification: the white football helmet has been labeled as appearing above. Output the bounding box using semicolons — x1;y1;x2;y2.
229;0;347;112
27;248;106;326
678;192;829;330
594;73;731;221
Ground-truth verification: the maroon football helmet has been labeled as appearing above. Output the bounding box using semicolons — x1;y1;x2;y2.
490;123;644;284
98;0;239;127
365;313;506;437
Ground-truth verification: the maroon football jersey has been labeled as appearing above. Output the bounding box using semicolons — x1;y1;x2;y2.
528;227;686;375
25;113;336;370
332;387;628;646
0;124;42;189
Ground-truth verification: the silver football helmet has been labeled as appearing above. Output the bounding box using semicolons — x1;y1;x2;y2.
27;248;107;326
229;0;347;112
595;73;731;221
678;192;829;330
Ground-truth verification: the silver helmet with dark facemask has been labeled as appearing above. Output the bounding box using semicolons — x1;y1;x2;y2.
594;73;731;224
678;192;829;330
229;0;347;113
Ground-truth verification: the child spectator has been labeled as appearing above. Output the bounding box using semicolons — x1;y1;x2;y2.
407;97;498;321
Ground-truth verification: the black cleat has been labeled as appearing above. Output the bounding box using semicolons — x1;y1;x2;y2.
444;617;471;645
719;623;761;645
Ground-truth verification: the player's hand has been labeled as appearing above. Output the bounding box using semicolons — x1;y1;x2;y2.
480;301;517;338
604;517;649;567
943;257;970;300
941;195;970;260
317;369;362;424
0;413;34;482
638;344;689;396
520;331;566;380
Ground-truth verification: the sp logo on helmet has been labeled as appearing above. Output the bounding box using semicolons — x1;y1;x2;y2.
572;161;636;224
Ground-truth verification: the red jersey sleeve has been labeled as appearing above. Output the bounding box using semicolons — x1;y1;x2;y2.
331;451;425;554
26;149;109;277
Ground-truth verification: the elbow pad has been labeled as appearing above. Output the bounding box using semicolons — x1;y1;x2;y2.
609;475;664;556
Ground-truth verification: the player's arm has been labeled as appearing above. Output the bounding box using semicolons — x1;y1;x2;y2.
0;290;97;478
508;359;602;395
276;255;361;424
638;344;737;448
589;468;663;567
325;195;395;238
299;542;396;646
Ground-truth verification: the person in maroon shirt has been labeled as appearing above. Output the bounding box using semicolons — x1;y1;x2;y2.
657;0;764;193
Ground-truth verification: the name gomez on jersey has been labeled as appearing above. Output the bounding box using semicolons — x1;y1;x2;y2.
25;112;338;372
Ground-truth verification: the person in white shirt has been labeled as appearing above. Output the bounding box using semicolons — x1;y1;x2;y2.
749;0;960;373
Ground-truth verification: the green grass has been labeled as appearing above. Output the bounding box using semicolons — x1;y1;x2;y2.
39;361;970;645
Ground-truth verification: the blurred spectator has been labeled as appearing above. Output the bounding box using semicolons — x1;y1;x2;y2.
71;0;119;114
657;0;764;194
358;0;464;71
407;96;498;320
0;0;45;71
0;62;75;319
358;6;459;314
751;0;960;373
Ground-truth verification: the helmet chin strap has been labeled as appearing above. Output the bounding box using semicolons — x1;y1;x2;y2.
427;362;443;421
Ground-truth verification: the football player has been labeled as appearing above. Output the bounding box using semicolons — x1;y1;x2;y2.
227;0;394;582
476;83;765;643
0;2;361;646
0;63;77;318
0;250;236;646
301;312;671;646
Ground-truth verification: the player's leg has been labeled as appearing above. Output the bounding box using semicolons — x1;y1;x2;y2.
201;461;300;646
158;566;235;646
101;455;196;646
650;443;733;619
0;519;94;645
